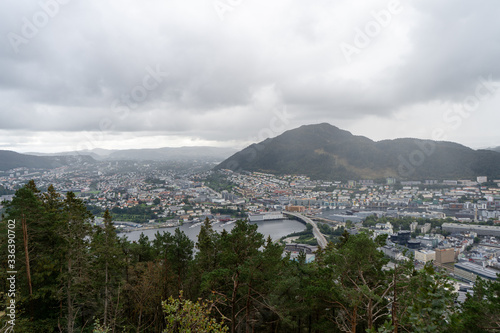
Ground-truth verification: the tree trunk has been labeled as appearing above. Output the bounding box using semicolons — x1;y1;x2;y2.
368;298;373;329
112;284;121;333
351;306;357;333
67;258;74;333
137;307;142;333
21;215;32;295
231;272;239;333
104;261;109;327
246;278;252;333
392;269;398;333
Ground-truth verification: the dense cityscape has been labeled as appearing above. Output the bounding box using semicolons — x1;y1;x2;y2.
2;159;499;284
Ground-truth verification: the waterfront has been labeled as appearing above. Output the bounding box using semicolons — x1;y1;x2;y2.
119;219;306;242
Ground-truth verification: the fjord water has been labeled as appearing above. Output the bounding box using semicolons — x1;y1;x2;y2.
120;219;306;242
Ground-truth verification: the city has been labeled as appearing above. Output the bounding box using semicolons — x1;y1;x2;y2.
2;160;499;288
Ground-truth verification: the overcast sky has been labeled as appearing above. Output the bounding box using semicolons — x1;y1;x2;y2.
1;0;499;153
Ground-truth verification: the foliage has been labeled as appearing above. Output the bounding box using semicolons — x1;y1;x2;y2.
319;232;391;332
398;263;456;332
0;185;14;196
92;318;111;333
204;172;236;192
110;204;157;222
449;276;500;332
162;292;228;333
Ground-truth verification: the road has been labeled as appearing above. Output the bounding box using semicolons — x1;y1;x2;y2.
282;211;328;248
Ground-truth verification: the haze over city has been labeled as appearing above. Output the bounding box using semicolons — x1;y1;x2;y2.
1;0;499;153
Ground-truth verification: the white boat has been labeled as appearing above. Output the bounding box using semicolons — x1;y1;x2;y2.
221;220;236;227
189;222;203;229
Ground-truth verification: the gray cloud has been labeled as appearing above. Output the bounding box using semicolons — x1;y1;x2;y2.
0;0;499;152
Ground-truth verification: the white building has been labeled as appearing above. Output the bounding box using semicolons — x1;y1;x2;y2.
414;250;436;263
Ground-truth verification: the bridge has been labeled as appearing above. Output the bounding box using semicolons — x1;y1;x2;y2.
309;215;345;225
282;211;328;248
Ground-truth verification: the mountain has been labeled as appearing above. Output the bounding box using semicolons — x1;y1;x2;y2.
105;146;238;162
215;123;500;180
28;147;237;162
0;150;95;171
488;146;500;153
27;148;116;161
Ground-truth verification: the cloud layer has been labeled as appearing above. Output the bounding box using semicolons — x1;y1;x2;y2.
1;0;499;152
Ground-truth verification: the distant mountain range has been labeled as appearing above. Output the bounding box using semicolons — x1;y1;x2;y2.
28;148;114;160
4;130;499;179
2;146;238;171
100;146;238;162
29;146;237;162
216;123;500;180
0;150;95;172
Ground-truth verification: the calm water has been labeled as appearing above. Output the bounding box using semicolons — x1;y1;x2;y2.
119;219;306;243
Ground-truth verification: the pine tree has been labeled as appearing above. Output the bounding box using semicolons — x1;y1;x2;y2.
152;228;194;299
398;263;456;333
59;192;94;333
318;232;391;332
451;276;500;332
0;181;63;332
201;219;265;333
90;209;125;329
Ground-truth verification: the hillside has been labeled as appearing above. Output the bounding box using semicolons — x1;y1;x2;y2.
215;123;500;180
28;146;237;162
0;150;95;171
105;146;237;161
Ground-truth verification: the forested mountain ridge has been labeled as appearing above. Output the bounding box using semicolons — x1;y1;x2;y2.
0;146;235;172
216;123;500;180
489;146;500;153
0;181;499;332
0;150;95;171
28;146;238;162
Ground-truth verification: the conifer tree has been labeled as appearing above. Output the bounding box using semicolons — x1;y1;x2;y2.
59;192;94;333
90;209;125;329
0;181;63;332
201;219;265;333
450;276;500;332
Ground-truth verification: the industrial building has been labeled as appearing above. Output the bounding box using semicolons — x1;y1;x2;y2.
248;211;284;222
454;261;499;282
442;223;500;237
